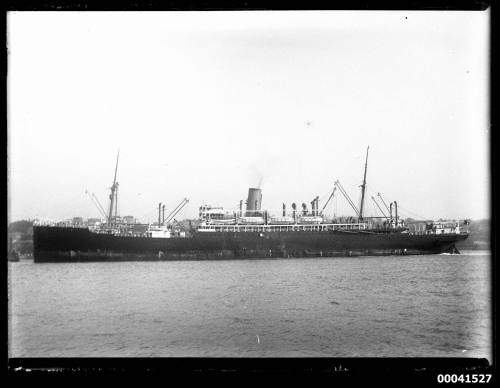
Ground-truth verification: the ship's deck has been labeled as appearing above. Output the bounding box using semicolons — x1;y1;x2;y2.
198;222;370;233
196;222;464;235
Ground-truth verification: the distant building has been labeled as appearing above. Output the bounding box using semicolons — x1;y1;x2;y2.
128;224;148;234
87;218;102;228
122;216;136;224
72;217;84;226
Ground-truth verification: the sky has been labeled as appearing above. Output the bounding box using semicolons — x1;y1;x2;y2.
7;10;490;223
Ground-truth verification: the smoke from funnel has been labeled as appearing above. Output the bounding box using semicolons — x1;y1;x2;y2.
247;164;265;190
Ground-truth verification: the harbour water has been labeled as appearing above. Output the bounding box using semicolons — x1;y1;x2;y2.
8;251;491;360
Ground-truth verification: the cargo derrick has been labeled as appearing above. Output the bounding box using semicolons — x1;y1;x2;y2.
377;193;391;220
371;196;389;220
320;186;337;216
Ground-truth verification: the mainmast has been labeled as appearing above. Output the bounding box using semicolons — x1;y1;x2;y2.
358;146;369;221
107;150;120;225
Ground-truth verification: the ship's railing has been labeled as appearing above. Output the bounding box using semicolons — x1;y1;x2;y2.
406;219;463;235
197;222;369;233
407;229;463;236
33;220;88;228
92;228;119;234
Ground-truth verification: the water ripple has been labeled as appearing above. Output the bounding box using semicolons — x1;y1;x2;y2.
8;252;491;360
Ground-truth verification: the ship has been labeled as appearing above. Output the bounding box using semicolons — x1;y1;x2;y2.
32;148;469;262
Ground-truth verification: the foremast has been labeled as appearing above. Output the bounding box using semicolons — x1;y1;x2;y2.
107;150;120;225
358;146;369;221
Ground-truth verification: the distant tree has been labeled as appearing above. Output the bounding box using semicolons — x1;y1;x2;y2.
14;240;33;254
8;220;33;234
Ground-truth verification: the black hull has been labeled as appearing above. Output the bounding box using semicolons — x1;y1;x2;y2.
33;226;469;263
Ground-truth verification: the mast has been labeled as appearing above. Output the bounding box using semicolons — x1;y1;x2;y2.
107;150;120;225
358;146;369;221
394;201;398;227
114;186;119;221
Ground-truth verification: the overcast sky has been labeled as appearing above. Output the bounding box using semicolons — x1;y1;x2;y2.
7;10;490;223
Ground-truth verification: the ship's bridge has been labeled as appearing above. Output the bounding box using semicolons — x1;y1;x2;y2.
199;205;225;222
